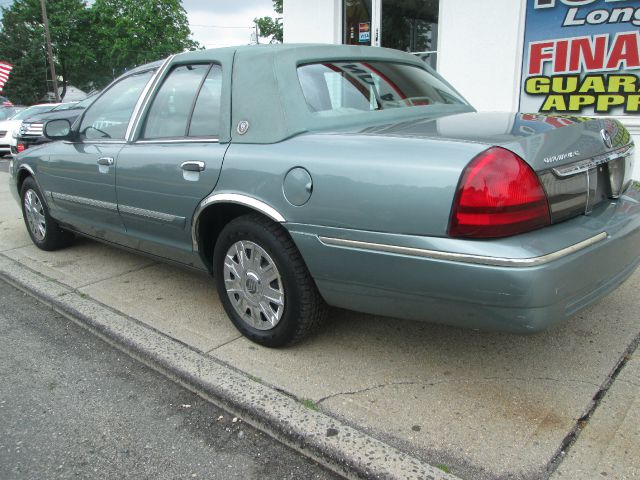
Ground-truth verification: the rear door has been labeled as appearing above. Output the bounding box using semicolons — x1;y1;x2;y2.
115;61;227;263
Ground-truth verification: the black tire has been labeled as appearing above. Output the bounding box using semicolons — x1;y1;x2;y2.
20;176;74;251
213;213;326;348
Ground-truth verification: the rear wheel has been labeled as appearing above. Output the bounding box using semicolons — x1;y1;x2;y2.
20;177;74;251
213;213;326;347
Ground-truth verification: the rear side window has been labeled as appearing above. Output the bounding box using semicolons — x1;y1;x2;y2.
80;70;154;140
142;64;209;139
297;61;467;116
188;65;222;137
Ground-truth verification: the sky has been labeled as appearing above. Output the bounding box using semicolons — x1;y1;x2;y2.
182;0;279;47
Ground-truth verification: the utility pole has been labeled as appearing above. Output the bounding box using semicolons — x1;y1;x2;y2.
40;0;60;102
255;23;260;45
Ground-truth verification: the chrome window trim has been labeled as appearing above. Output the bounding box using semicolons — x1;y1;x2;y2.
71;140;127;145
134;138;220;144
191;193;286;251
317;232;608;268
125;55;175;142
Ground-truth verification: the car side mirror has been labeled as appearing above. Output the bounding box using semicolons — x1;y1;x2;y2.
44;119;74;141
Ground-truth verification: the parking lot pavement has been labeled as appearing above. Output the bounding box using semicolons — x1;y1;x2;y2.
551;351;639;480
1;170;639;480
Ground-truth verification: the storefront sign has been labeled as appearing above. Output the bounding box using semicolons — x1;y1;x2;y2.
520;0;640;115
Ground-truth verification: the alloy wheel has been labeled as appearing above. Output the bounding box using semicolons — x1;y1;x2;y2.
23;189;46;241
223;240;285;330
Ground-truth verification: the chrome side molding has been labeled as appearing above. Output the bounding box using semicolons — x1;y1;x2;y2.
318;232;608;268
50;192;118;211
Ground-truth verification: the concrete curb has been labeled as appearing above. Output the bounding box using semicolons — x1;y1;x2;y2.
0;253;461;480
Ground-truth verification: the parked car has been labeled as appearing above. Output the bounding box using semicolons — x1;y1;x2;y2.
0;105;23;121
0;103;59;156
9;45;640;347
14;96;97;154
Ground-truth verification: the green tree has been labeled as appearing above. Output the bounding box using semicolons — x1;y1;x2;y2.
90;0;199;86
0;0;199;104
254;0;283;43
0;0;89;104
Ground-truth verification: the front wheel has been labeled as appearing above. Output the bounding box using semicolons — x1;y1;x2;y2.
213;214;326;347
20;177;74;251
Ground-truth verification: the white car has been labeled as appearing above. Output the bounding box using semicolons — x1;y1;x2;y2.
0;104;59;156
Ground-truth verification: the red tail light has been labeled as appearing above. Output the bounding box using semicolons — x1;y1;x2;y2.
17;143;25;153
449;147;550;238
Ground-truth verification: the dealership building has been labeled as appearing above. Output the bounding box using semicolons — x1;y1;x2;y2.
284;0;640;178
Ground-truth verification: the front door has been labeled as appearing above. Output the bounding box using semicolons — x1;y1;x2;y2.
42;68;156;240
115;62;227;265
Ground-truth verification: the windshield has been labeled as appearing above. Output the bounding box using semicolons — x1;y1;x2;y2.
51;102;79;111
75;94;98;109
0;108;17;120
297;61;467;116
11;105;56;120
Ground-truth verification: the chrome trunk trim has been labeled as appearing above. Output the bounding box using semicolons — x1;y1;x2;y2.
552;145;634;177
317;232;608;267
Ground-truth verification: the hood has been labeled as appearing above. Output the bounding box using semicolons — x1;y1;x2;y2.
23;108;84;124
0;119;23;134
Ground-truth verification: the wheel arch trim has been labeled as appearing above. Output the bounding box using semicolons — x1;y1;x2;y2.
16;165;51;209
192;193;286;251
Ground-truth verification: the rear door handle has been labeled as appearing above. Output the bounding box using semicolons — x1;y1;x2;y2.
97;156;114;166
180;161;205;172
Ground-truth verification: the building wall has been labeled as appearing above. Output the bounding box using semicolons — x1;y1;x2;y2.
283;0;341;44
437;0;525;112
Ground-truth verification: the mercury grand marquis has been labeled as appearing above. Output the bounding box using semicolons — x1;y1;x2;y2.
9;44;640;347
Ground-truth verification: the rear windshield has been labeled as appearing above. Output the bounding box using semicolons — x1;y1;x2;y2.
297;61;467;116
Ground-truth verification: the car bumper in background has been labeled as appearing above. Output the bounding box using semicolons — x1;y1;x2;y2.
289;185;640;333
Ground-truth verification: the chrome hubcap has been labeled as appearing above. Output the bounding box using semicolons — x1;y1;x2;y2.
223;240;285;330
23;189;46;241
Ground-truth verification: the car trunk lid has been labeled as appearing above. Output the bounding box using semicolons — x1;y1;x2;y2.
350;111;635;225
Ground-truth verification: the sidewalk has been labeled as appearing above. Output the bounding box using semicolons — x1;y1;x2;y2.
1;166;639;479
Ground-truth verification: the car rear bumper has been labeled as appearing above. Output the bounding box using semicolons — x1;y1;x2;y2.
288;186;640;333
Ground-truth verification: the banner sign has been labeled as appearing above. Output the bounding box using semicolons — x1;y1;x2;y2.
520;0;640;116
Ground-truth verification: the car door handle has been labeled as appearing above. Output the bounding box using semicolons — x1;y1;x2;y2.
180;161;205;172
97;156;114;166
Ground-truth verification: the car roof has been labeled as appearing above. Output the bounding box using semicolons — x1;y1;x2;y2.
170;44;468;144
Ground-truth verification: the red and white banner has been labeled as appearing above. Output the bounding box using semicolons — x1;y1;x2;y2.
0;61;14;93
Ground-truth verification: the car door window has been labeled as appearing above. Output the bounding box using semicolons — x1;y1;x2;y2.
79;70;154;141
188;65;223;138
142;64;210;139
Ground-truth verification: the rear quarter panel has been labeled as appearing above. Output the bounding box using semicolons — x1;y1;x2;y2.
216;132;487;236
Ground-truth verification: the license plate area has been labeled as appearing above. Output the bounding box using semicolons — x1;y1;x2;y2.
541;144;634;222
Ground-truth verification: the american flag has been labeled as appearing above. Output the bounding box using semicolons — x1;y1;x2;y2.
0;61;14;93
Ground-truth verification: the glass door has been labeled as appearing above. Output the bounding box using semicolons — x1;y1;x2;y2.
344;0;439;69
343;0;373;46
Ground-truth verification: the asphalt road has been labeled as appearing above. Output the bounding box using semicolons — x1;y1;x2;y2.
0;158;9;172
0;280;339;480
